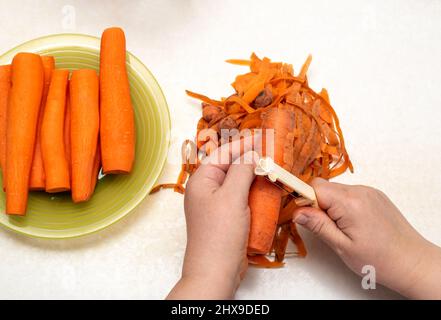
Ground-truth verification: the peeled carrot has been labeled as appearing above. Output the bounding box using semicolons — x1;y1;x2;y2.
99;27;135;174
64;80;71;178
41;69;70;193
247;107;295;253
6;53;44;215
70;69;99;203
248;177;282;254
0;65;11;189
29;56;55;190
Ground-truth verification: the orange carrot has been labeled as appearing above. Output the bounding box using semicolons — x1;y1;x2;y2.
70;69;99;203
90;139;101;194
99;27;135;174
41;69;70;193
64;80;71;178
247;107;296;254
248;177;282;254
29;55;55;190
6;53;44;215
0;65;11;189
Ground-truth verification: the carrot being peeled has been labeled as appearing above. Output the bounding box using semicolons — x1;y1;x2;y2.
29;55;55;190
248;176;282;254
0;65;11;190
6;53;44;215
99;27;135;174
247;107;295;254
41;69;70;193
70;69;99;203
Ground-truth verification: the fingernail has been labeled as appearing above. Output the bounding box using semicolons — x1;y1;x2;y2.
294;214;309;225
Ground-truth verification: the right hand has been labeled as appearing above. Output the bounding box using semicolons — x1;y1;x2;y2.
293;178;441;299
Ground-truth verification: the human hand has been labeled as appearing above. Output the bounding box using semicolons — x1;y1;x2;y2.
167;137;258;299
293;178;441;299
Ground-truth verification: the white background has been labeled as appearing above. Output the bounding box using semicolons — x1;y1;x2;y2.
0;0;440;299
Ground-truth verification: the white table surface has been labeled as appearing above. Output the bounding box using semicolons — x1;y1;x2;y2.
1;0;440;300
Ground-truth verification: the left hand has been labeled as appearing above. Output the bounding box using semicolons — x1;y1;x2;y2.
167;137;258;299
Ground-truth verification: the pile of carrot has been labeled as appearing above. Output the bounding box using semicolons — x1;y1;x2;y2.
152;53;353;267
0;27;135;216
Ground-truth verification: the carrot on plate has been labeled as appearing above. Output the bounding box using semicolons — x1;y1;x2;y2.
41;69;70;193
6;53;44;215
29;55;55;190
0;65;11;189
64;80;71;178
70;69;99;203
99;27;135;174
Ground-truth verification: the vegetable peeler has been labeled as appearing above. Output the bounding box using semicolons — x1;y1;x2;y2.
254;157;318;208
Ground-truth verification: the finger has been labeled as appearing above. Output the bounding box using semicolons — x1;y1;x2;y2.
221;151;258;198
189;164;228;190
311;177;349;211
200;133;261;173
293;206;350;253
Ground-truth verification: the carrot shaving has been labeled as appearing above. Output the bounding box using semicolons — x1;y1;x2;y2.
185;90;223;107
290;222;307;257
273;224;290;262
226;95;256;113
225;59;251;66
298;54;312;80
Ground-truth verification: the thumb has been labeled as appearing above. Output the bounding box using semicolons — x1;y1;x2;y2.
293;206;349;254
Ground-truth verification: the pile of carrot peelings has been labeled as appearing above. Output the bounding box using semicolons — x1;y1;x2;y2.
152;53;353;268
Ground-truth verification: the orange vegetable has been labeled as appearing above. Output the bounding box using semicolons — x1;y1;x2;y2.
70;69;99;203
248;177;282;254
41;69;70;193
64;81;72;178
247;107;296;253
6;53;44;215
99;27;135;174
153;53;353;267
29;55;54;190
0;65;11;189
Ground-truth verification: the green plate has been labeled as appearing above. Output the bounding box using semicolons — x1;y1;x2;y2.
0;34;170;238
